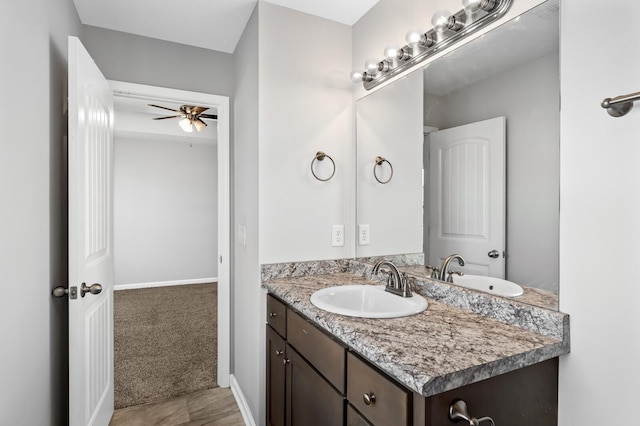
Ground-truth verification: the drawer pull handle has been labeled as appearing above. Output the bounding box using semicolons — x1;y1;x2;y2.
275;350;283;357
283;359;291;365
269;312;277;318
363;393;376;405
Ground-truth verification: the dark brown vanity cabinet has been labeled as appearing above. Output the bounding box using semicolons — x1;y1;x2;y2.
266;295;346;426
266;294;559;426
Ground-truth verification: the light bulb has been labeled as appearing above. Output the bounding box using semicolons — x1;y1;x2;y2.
350;70;364;83
431;10;452;33
462;0;481;12
463;0;496;13
384;44;400;62
179;117;193;133
405;29;423;47
364;59;379;75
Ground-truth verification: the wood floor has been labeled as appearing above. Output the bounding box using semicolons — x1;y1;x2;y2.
109;387;245;426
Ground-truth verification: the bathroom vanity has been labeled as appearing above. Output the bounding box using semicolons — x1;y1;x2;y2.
263;261;569;426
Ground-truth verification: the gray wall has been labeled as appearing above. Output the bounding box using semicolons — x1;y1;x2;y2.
356;72;424;257
114;138;218;285
0;1;82;424
258;3;354;264
232;5;261;423
425;52;560;291
82;25;234;97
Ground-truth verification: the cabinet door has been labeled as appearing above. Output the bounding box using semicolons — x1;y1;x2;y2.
286;344;345;426
425;358;559;425
347;405;372;426
267;326;286;426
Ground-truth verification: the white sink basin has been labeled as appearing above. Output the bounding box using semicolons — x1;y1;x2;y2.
450;274;524;297
310;285;428;318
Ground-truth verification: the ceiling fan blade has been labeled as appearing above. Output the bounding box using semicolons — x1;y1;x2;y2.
193;118;207;132
199;113;218;120
148;104;180;112
152;115;183;120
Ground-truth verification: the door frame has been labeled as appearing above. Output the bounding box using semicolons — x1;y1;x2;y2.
108;80;231;387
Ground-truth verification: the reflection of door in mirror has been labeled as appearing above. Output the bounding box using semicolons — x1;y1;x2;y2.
427;117;505;278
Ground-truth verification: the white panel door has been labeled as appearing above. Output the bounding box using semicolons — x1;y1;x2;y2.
68;36;114;426
429;117;505;278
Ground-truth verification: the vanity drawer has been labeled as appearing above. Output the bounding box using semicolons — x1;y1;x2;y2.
286;309;346;393
267;294;287;337
347;352;411;426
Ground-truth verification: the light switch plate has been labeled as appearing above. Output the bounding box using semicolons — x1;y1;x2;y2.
332;225;345;247
238;224;247;247
359;224;370;245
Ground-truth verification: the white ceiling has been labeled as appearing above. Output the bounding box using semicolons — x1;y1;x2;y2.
72;0;379;53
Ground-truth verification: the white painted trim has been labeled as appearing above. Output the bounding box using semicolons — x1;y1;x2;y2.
114;278;218;291
230;374;257;426
108;80;231;389
423;126;439;135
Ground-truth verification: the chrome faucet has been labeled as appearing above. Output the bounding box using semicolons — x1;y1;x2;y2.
372;260;412;297
439;254;465;281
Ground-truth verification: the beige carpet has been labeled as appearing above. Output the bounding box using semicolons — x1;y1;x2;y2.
114;283;218;409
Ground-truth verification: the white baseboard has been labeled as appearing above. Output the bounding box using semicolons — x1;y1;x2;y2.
230;374;257;426
114;277;217;291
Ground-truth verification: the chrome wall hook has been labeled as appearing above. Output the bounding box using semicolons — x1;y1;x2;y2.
310;151;336;181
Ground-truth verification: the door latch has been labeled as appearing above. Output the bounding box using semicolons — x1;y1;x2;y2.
52;286;78;300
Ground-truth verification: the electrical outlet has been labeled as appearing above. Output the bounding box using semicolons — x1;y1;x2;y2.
359;224;370;245
332;225;345;247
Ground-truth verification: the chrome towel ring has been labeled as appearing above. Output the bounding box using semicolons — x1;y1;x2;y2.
311;151;336;182
373;156;393;184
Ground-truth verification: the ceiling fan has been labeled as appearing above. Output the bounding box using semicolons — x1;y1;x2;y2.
148;104;217;133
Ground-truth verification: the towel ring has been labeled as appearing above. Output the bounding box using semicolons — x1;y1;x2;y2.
311;151;336;182
373;156;393;184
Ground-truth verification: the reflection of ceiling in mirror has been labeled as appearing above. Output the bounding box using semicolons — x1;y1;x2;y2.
423;0;559;96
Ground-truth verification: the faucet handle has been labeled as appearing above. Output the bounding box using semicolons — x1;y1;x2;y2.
446;270;464;283
400;272;413;297
426;265;440;279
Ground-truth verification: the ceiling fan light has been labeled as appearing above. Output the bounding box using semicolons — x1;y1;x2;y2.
193;119;206;132
179;117;193;132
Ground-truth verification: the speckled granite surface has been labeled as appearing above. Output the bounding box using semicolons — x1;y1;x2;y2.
348;261;566;340
262;269;570;397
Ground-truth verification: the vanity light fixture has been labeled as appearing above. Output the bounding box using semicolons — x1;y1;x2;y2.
351;0;513;90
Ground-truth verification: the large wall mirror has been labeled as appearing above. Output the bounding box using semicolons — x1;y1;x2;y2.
355;0;559;310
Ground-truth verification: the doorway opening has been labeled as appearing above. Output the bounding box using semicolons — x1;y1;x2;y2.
109;81;230;408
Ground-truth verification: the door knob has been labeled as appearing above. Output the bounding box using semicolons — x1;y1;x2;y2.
487;250;500;259
449;400;495;426
81;282;102;297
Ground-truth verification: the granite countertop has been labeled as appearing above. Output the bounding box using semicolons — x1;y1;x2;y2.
263;271;569;397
